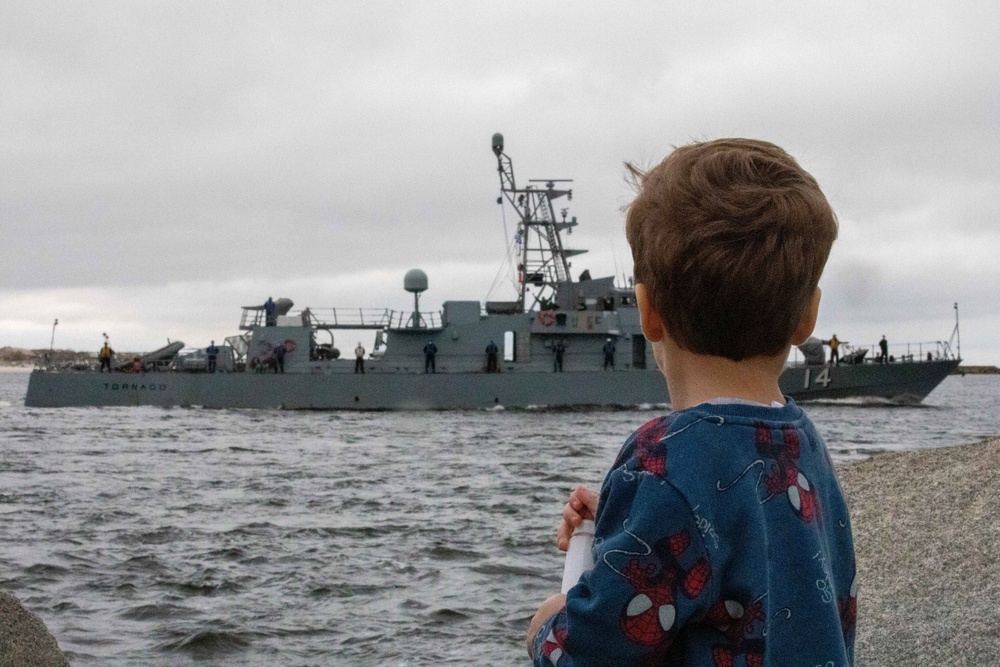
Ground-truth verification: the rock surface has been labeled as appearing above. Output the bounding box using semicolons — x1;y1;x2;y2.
838;437;1000;665
0;592;70;667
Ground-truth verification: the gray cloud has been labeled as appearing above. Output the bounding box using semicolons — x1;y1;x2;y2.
2;1;998;361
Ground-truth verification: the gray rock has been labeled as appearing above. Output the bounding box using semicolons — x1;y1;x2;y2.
837;437;1000;666
0;591;69;667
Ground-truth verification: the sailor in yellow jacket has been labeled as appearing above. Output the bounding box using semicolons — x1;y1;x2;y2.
98;342;114;372
828;334;840;365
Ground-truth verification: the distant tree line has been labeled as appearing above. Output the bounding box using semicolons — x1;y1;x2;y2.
0;346;139;368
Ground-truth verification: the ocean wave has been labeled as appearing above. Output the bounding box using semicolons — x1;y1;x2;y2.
159;627;252;657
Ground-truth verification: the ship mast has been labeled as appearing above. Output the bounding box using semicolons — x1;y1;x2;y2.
492;133;584;311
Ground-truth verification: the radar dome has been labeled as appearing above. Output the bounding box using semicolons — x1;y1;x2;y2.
404;269;428;294
492;133;504;156
274;298;294;315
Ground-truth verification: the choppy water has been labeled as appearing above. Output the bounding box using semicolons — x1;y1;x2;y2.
1;371;998;666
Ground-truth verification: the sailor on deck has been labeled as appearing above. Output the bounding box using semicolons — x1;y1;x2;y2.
424;341;437;373
274;343;286;373
264;297;276;327
98;341;114;372
485;340;499;373
206;340;220;373
602;338;616;370
829;334;840;366
355;342;366;374
879;335;889;364
553;339;566;372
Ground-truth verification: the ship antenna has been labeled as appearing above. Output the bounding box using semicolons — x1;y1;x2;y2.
491;133;580;311
953;302;962;362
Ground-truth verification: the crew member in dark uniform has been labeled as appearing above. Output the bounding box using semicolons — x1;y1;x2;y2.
206;340;220;373
264;297;276;327
553;339;566;372
424;341;437;373
274;342;286;373
879;335;889;364
485;340;499;372
602;338;616;370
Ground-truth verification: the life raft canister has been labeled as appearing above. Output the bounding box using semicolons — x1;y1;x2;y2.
537;310;555;327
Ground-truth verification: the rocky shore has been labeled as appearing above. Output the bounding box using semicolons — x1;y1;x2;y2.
0;592;69;667
838;437;1000;665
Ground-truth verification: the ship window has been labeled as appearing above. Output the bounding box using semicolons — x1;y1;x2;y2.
504;331;516;362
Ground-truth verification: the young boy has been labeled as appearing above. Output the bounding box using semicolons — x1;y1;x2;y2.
527;139;855;666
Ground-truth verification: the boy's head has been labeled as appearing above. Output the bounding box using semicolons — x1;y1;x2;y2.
626;138;838;361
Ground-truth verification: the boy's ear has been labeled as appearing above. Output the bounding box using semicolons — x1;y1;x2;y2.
791;287;822;345
635;283;665;343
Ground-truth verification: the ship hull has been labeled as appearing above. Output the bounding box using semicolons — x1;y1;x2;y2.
24;359;958;409
779;359;959;404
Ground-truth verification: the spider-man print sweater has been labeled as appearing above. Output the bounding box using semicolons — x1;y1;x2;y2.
532;399;856;667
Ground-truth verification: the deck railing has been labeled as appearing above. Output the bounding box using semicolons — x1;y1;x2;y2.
789;339;957;366
306;308;442;330
240;307;442;330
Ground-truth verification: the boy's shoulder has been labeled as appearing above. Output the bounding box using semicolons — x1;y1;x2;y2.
610;401;824;486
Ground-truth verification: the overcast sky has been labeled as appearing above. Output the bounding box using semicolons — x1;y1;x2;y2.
2;1;998;363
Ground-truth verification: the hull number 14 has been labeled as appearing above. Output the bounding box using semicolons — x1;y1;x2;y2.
803;367;832;389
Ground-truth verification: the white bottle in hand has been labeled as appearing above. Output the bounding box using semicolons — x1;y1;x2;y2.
561;519;595;593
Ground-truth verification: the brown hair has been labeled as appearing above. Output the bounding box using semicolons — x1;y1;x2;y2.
625;138;838;361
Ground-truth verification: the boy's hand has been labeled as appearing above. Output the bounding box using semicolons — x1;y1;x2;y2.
557;485;599;551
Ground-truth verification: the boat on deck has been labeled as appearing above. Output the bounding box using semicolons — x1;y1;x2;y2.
24;135;960;409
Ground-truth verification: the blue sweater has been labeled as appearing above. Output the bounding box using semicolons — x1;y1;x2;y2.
533;399;856;666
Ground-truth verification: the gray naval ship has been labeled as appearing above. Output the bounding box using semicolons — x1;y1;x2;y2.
25;134;960;409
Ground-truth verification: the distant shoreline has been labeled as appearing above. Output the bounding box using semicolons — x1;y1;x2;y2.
951;365;1000;375
0;347;135;370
